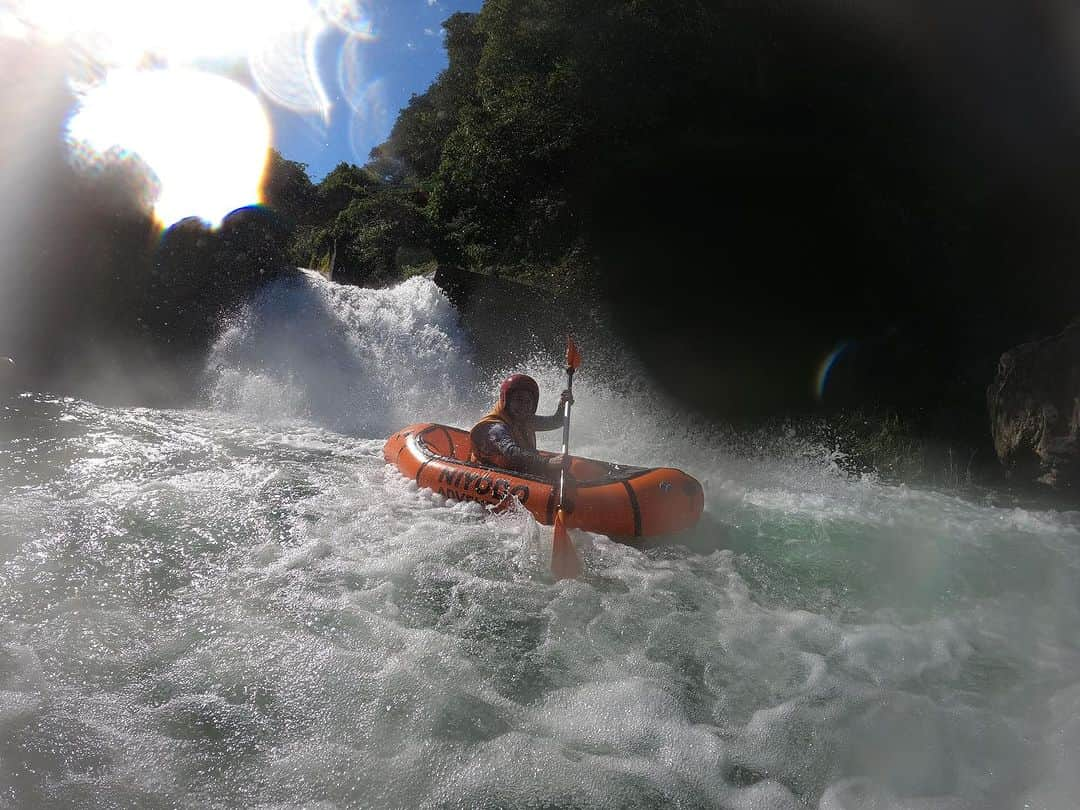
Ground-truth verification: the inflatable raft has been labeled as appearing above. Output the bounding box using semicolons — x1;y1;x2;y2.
383;423;704;538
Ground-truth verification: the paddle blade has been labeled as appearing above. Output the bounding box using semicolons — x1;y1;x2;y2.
565;337;582;371
551;509;582;580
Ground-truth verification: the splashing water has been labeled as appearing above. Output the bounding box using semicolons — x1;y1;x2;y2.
1;272;1079;809
206;272;480;435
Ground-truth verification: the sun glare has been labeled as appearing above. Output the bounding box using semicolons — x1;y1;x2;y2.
12;0;376;67
12;0;316;65
67;70;271;228
11;0;386;224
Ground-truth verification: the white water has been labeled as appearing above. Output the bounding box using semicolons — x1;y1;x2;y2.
1;271;1079;809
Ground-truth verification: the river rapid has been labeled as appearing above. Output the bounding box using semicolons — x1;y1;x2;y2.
1;272;1078;809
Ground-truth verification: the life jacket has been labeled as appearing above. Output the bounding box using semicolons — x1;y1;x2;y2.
469;406;536;467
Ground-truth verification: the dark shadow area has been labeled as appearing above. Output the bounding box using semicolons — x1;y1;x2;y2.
583;2;1080;429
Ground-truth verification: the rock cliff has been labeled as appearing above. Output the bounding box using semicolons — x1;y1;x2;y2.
988;322;1080;488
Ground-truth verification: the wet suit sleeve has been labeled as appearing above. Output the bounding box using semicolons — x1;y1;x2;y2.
476;423;551;476
530;412;565;432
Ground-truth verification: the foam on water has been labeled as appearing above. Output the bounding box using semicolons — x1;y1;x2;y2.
1;274;1079;808
207;272;481;436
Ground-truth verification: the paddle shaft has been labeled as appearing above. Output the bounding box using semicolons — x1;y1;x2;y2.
557;367;575;508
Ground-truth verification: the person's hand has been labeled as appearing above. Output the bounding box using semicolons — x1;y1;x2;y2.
546;454;578;477
559;389;574;407
547;455;577;478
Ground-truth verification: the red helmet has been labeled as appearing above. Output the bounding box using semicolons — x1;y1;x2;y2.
499;373;539;410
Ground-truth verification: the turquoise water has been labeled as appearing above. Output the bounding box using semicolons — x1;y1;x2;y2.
1;274;1078;809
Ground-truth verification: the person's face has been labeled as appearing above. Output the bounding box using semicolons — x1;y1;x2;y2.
506;388;537;420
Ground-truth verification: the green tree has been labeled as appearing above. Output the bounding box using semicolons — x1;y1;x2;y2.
318;162;378;214
329;189;437;286
262;150;316;228
382;12;484;180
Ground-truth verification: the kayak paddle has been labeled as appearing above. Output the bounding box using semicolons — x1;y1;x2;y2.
551;336;583;580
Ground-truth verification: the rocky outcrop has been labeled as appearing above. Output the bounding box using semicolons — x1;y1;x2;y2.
987;322;1080;488
431;265;594;375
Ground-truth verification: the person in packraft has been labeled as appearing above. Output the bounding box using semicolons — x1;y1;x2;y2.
470;373;574;478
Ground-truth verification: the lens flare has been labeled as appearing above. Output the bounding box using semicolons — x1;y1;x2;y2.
249;18;331;120
346;77;388;162
10;0;317;67
815;342;851;402
338;32;368;115
317;0;376;40
66;69;271;228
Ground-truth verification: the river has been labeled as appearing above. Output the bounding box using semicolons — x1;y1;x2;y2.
1;272;1077;809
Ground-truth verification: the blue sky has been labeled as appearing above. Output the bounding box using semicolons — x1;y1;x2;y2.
0;0;485;225
273;0;483;181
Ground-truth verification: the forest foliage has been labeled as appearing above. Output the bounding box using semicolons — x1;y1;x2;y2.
263;0;1080;430
266;2;744;291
